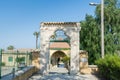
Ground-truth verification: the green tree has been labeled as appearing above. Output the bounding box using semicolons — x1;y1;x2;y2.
80;15;101;64
7;45;14;50
80;0;120;64
33;31;39;49
95;0;120;54
16;57;25;64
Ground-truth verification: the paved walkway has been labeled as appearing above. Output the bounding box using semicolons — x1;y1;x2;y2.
49;66;69;74
1;66;34;80
29;67;100;80
1;67;17;76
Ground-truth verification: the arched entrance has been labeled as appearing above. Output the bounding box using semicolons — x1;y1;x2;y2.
40;22;81;75
51;51;67;68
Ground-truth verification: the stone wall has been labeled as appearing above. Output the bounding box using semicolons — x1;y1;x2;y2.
79;50;98;74
32;51;40;69
79;50;88;69
13;66;39;80
80;65;98;74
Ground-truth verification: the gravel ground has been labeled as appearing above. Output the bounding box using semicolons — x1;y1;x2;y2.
29;67;101;80
29;73;100;80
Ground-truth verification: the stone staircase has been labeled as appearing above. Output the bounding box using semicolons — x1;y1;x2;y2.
49;67;69;74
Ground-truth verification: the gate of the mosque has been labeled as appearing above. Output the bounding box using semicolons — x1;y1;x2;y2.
40;22;81;75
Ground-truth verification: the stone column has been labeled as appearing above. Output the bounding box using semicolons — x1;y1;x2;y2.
39;29;47;74
70;24;80;75
39;26;54;75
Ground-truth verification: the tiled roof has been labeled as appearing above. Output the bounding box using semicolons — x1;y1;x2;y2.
3;48;40;53
41;22;80;26
50;42;70;48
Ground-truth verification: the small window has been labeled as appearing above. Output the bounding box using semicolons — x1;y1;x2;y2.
8;57;13;62
80;57;88;62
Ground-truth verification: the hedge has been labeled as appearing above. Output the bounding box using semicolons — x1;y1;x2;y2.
95;54;120;80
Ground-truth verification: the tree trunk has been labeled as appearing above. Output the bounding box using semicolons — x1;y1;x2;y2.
36;37;38;49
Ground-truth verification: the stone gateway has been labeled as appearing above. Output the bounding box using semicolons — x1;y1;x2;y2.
39;22;81;75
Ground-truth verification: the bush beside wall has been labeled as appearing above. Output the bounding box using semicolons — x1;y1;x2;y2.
95;54;120;80
1;62;5;66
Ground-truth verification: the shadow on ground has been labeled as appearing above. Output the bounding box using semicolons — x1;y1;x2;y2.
29;73;101;80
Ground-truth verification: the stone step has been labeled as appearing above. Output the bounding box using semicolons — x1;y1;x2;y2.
49;67;68;74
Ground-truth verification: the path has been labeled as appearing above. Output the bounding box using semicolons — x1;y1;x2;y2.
29;67;100;80
49;66;69;74
1;67;18;76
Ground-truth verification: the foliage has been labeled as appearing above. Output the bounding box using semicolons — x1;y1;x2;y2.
95;0;120;53
80;0;120;64
50;48;70;50
29;52;32;60
16;57;25;64
1;49;4;51
95;54;120;80
7;45;14;50
62;56;70;63
50;39;70;43
33;31;39;38
33;31;40;49
80;15;101;64
0;62;5;66
50;30;70;43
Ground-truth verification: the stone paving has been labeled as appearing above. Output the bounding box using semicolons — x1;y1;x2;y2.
29;73;100;80
1;67;17;76
1;73;13;80
1;67;17;80
1;66;34;80
29;67;100;80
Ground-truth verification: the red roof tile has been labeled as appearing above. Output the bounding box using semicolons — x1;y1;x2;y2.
50;42;70;48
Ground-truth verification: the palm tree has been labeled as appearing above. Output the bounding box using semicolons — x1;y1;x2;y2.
33;31;39;49
7;45;14;50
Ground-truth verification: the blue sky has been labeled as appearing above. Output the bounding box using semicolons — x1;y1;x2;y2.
0;0;99;49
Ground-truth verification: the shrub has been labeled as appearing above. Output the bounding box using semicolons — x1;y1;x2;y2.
1;62;5;66
16;57;25;64
95;54;120;80
62;56;70;63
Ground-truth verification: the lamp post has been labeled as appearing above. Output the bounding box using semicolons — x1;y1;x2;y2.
89;0;104;58
101;0;104;59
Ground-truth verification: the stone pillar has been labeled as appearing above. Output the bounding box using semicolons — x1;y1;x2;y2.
39;28;47;74
70;29;80;75
39;25;54;75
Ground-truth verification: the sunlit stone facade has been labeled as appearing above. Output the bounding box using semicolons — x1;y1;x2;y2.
40;22;81;75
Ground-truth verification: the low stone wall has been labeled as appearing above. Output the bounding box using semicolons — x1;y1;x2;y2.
13;66;39;80
32;51;40;69
80;65;98;74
